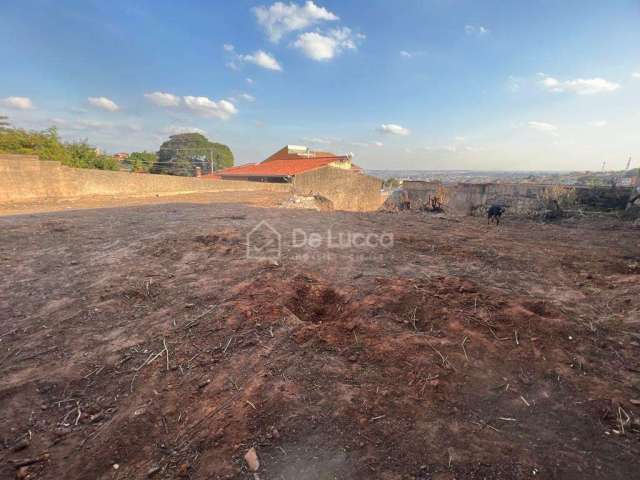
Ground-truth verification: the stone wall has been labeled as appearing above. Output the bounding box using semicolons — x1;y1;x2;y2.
402;180;635;216
292;166;384;211
0;154;290;203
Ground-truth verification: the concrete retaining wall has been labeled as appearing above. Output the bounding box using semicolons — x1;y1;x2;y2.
293;166;384;211
0;154;290;203
402;180;635;216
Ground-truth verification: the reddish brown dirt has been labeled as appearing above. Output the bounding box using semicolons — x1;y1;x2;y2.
1;199;639;479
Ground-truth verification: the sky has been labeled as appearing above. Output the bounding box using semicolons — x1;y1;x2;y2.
1;0;639;171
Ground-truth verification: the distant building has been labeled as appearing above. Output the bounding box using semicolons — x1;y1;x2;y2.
201;145;382;211
203;145;361;183
113;152;129;160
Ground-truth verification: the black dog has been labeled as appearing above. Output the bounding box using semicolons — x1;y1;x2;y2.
487;205;506;225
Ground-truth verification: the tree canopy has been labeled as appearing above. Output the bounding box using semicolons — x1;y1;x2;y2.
126;151;157;172
0;126;119;170
154;133;234;176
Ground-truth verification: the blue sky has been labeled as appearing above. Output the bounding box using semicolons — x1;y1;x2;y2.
1;0;639;170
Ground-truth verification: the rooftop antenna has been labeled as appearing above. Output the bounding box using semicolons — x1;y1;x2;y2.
626;156;632;170
601;160;606;172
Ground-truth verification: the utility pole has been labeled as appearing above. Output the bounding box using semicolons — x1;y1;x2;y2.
626;156;632;170
210;149;214;174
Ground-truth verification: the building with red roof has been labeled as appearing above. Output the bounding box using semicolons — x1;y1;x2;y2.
200;145;382;211
202;145;362;183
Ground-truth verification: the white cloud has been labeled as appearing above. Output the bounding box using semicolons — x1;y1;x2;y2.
74;119;114;130
183;96;238;119
465;25;490;36
540;75;562;92
632;72;640;79
162;125;206;136
589;120;607;127
303;136;334;145
246;77;255;85
528;121;558;135
379;124;410;136
399;50;424;59
144;91;181;107
239;93;256;102
88;96;119;112
564;78;620;95
254;0;338;42
374;141;384;147
293;27;364;61
1;96;33;110
506;75;522;92
143;92;237;119
242;50;283;71
223;43;235;52
538;74;620;95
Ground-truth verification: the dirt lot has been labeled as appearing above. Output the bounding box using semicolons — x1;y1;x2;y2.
1;193;639;479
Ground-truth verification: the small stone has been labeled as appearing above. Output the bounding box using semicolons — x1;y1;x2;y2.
348;355;357;362
147;466;160;477
271;427;280;440
16;466;29;480
244;447;260;471
113;464;119;470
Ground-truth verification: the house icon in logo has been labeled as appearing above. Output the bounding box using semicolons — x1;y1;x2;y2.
246;220;281;261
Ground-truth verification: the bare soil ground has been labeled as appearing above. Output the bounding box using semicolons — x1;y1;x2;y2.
1;194;639;480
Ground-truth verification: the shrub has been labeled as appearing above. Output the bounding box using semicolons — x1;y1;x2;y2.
127;151;157;172
0;126;117;170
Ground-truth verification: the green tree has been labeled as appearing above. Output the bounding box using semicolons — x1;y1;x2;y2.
127;151;157;172
154;133;234;176
65;140;119;170
0;127;71;163
0;126;117;170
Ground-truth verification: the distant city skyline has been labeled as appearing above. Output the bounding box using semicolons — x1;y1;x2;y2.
1;0;639;171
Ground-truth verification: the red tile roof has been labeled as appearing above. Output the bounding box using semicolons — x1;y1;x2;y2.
216;157;350;177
